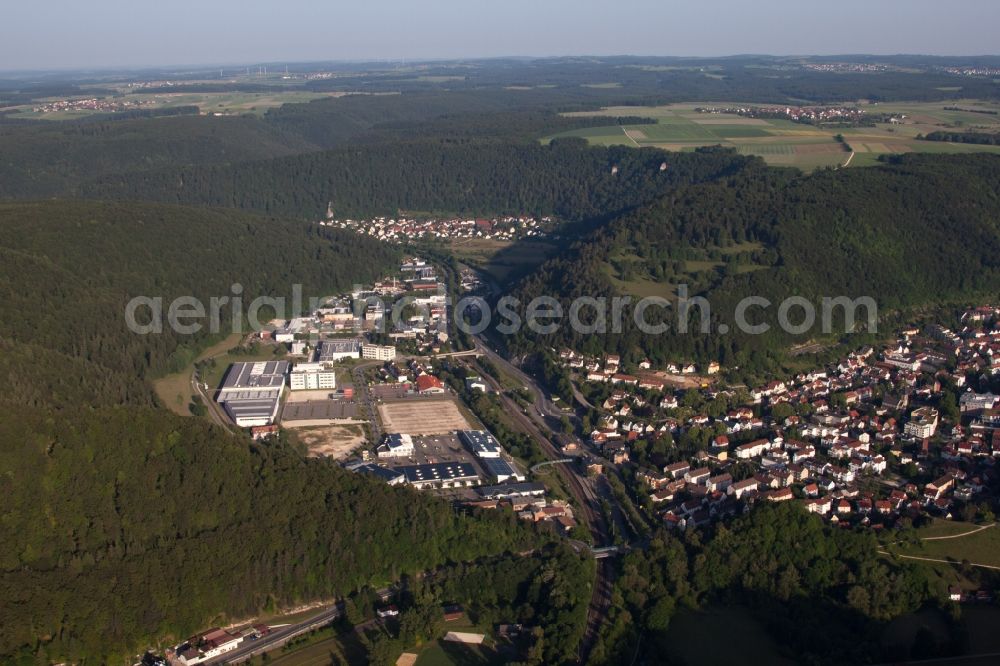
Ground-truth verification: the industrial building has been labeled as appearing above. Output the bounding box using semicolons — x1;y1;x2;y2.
216;361;288;427
480;457;526;483
377;433;414;459
362;343;397;361
289;362;337;390
350;463;406;486
317;338;361;362
476;482;546;500
459;430;502;458
392;462;479;489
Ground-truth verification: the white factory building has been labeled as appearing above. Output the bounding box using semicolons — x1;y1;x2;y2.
289;362;337;391
216;361;288;427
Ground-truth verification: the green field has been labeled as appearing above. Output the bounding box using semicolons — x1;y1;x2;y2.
449;237;561;285
603;242;766;300
151;332;244;415
414;640;504;666
887;522;1000;568
546;100;1000;170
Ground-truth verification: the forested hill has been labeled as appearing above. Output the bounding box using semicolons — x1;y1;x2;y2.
80;140;750;220
0;114;318;198
0;405;540;662
0;200;547;662
504;153;1000;375
0;200;399;406
0;90;656;199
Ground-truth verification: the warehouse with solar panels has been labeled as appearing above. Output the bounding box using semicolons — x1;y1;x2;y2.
392;462;479;489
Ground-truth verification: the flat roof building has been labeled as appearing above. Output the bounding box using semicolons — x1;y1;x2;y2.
480;457;525;483
217;361;288;427
351;463;406;485
362;343;396;361
905;406;940;439
317;339;361;362
377;433;414;459
393;462;479;489
459;430;502;458
289;362;337;391
476;482;546;500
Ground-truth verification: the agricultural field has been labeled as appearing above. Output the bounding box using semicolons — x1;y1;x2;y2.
1;89;343;120
546;100;1000;170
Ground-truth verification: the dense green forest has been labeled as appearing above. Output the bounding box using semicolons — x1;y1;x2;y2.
0;200;399;388
0;407;541;662
0;115;318;198
0;89;656;199
352;545;593;665
920;130;1000;145
590;503;947;665
504;153;1000;377
80;140;748;220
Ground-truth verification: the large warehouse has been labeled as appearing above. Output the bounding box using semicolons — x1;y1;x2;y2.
216;361;289;427
392;462;479;489
459;430;502;458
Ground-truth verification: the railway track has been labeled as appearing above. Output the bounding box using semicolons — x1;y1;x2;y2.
468;342;612;663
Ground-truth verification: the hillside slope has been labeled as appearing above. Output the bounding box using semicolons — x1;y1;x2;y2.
0;201;542;662
505;153;1000;375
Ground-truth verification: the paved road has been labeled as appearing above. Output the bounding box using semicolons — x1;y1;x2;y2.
877;549;1000;571
351;360;383;443
921;523;994;541
203;604;343;665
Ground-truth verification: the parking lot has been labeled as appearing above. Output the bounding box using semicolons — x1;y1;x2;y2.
409;434;475;465
281;400;359;425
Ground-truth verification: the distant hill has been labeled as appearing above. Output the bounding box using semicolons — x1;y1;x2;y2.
79;140;749;220
0;114;318;198
504;153;1000;377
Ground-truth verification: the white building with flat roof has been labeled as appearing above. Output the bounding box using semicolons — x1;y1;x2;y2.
289;362;337;391
362;343;396;361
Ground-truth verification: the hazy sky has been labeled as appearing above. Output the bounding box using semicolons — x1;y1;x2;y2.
4;0;999;71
